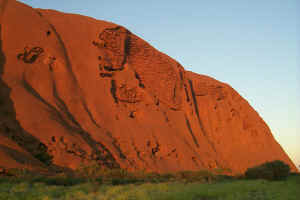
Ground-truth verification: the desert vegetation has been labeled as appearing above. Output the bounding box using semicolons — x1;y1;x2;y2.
0;160;299;200
245;160;291;181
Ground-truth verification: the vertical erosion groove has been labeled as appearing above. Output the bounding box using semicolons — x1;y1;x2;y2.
123;27;131;66
185;115;199;148
188;79;207;136
180;71;190;102
110;79;118;103
188;79;217;153
52;82;82;129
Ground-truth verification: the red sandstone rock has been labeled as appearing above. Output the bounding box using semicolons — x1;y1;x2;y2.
0;0;297;174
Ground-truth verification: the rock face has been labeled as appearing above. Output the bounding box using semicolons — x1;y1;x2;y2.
0;0;297;174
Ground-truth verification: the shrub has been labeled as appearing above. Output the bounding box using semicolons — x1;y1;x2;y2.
76;161;102;178
5;168;32;177
213;167;232;174
216;174;234;182
94;177;103;184
290;172;300;177
245;160;290;180
172;170;217;183
34;152;53;166
111;178;139;185
45;177;85;186
105;168;130;179
31;176;86;186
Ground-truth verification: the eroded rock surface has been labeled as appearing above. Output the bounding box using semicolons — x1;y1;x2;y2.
0;0;297;174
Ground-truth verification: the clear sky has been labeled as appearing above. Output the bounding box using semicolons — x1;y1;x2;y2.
18;0;300;169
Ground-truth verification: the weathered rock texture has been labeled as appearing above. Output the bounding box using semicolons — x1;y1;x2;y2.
0;0;297;174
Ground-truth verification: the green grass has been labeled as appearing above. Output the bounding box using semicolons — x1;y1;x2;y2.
0;175;299;200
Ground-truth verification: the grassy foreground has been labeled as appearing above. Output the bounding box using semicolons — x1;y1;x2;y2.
0;174;299;200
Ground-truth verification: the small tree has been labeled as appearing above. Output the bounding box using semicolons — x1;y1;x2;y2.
245;160;290;181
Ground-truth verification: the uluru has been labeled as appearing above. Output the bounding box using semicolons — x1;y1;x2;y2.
0;0;297;175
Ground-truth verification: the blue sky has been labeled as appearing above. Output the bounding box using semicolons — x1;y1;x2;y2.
18;0;299;169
